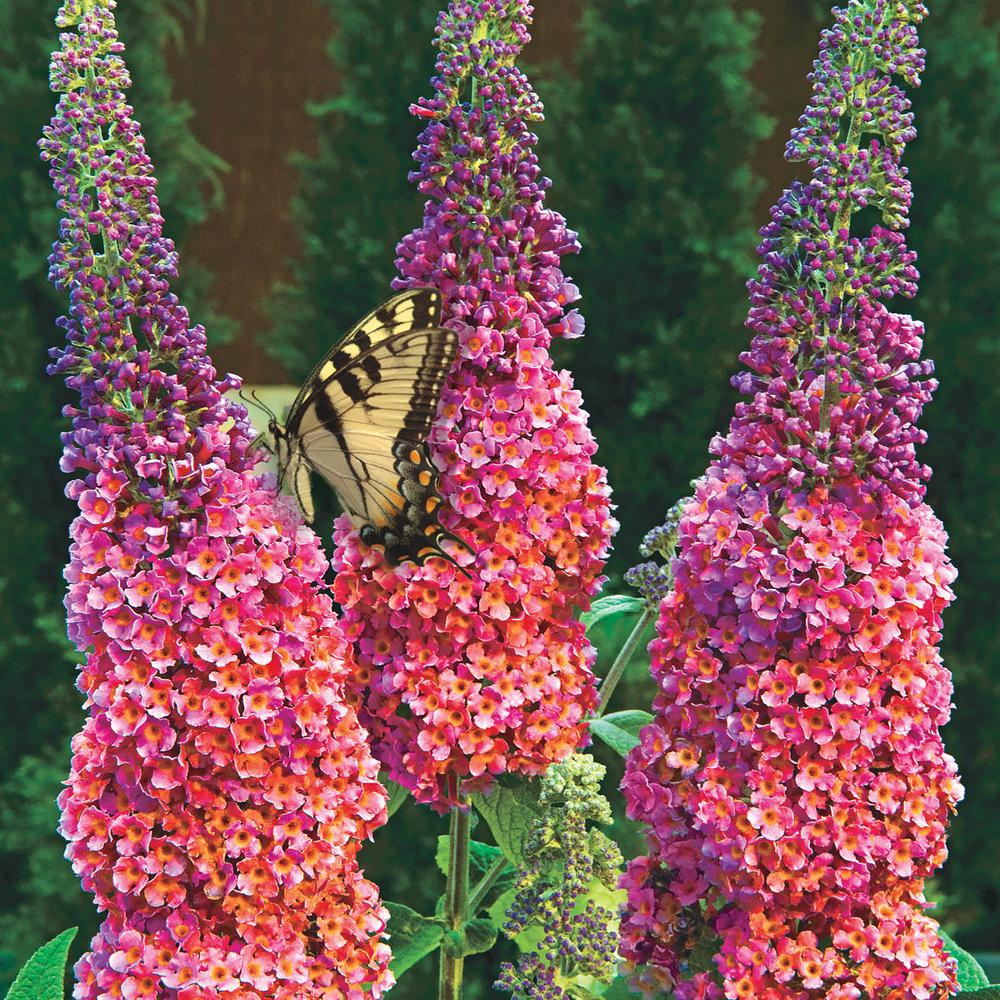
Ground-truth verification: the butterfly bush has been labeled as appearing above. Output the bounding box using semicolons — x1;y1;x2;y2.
620;3;963;998
41;3;392;997
333;0;616;809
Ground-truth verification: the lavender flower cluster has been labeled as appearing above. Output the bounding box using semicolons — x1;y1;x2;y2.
625;497;689;607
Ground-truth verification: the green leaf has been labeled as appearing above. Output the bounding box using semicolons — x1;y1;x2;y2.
589;710;654;757
435;836;506;877
384;779;408;819
687;924;721;976
580;594;645;632
959;990;1000;1000
441;918;499;958
940;930;990;991
5;927;77;1000
566;987;607;1000
462;918;499;955
434;835;449;876
384;902;443;978
602;978;639;1000
472;781;542;867
586;601;657;687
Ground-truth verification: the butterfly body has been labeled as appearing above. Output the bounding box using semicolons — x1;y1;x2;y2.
269;288;464;566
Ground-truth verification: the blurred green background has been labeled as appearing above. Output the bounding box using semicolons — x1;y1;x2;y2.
0;0;996;995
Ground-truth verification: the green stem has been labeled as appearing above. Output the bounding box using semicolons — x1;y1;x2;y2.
596;605;656;718
819;61;867;435
439;792;471;1000
467;853;508;916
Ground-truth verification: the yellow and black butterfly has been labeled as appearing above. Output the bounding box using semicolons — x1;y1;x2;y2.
266;287;465;567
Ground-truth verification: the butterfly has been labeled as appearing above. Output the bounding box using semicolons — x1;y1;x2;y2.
265;287;466;567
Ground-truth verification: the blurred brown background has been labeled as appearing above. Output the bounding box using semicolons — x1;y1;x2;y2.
167;0;821;382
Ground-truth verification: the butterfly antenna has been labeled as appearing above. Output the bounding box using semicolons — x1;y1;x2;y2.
241;387;278;425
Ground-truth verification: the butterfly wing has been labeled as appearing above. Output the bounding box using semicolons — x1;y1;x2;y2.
281;288;463;565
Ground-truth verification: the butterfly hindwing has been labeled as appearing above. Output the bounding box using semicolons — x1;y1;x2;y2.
361;440;467;566
275;288;465;566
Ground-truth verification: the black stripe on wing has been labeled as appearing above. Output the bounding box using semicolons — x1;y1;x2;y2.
277;286;469;566
285;287;444;436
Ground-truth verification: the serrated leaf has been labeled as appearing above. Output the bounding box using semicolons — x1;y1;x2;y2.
472;782;541;867
435;835;449;876
580;594;645;631
6;927;77;1000
940;930;990;991
589;710;654;757
385;902;443;978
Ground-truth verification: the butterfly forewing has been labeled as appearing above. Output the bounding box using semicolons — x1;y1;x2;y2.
277;288;464;566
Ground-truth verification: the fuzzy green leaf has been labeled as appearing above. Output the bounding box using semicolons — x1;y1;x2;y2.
5;927;77;1000
939;930;990;991
384;902;442;978
441;918;498;959
958;990;1000;1000
472;782;542;867
589;710;653;757
580;595;645;632
566;987;607;1000
602;978;640;1000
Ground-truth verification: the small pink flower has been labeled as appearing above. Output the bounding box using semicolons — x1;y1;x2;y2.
747;801;791;841
79;488;116;525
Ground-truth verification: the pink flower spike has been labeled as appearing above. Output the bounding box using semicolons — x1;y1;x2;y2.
42;3;394;997
619;5;962;999
332;0;616;810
